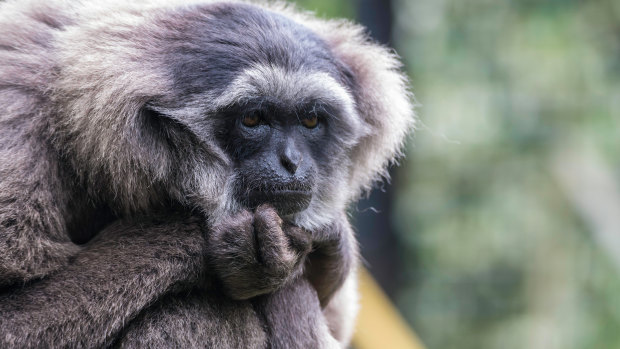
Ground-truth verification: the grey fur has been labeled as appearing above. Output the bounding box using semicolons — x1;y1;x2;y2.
0;0;415;348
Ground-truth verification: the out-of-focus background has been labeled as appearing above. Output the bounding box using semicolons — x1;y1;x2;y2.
289;0;620;348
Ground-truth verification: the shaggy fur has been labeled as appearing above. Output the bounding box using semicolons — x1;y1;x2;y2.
0;0;415;347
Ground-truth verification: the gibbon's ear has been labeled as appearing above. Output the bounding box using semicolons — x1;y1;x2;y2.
327;29;415;199
137;104;196;154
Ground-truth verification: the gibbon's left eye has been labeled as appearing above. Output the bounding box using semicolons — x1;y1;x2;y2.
241;112;261;127
301;115;319;129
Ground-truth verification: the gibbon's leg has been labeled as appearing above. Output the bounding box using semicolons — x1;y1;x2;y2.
115;291;267;349
115;278;350;349
322;272;359;346
0;215;207;348
119;277;351;349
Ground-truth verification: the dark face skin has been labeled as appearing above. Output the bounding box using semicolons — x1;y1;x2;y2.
221;100;329;215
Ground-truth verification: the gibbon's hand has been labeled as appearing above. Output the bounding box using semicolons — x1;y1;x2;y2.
207;204;312;300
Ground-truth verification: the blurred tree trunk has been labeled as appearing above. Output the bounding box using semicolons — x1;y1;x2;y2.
354;0;403;298
357;0;393;44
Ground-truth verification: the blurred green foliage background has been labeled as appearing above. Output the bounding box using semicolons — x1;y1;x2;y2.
289;1;620;348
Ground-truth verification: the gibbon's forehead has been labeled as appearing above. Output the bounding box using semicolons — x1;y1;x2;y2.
212;65;359;126
163;2;352;101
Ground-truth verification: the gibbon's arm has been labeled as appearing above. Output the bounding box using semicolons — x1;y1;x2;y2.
0;114;78;286
254;278;341;349
0;207;316;348
115;215;354;349
103;213;355;349
254;215;358;349
306;214;359;308
307;215;360;346
0;215;207;348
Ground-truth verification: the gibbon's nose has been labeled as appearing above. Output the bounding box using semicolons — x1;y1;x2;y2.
280;138;302;175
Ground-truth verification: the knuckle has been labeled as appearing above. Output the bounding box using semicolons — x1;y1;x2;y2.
254;206;282;227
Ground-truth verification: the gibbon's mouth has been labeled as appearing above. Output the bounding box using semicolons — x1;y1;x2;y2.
248;190;312;215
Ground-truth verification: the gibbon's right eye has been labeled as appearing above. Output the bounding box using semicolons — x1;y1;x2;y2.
241;112;261;127
301;115;319;129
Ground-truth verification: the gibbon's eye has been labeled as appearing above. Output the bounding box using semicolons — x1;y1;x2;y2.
301;115;319;129
241;112;261;127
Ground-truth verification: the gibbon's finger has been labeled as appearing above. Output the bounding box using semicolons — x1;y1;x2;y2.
210;210;256;255
282;223;312;261
253;204;296;272
208;210;260;284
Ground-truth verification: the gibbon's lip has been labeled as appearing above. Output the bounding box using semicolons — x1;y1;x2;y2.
248;190;312;215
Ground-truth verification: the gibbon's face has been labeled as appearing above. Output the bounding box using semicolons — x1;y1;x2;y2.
141;3;365;216
222;95;332;215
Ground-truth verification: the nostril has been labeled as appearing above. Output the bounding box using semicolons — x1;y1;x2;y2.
281;153;300;174
280;138;303;175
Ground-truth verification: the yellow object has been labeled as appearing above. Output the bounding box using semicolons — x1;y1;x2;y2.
352;268;427;349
